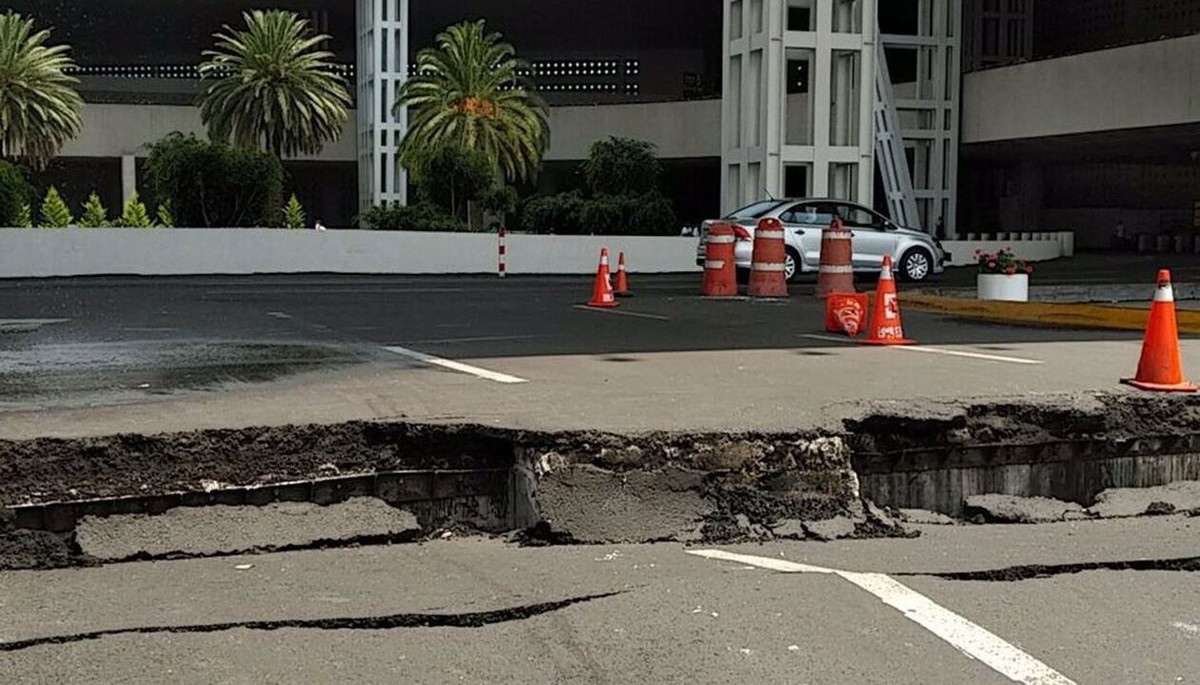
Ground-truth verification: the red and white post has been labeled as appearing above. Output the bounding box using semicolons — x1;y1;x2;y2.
498;226;507;279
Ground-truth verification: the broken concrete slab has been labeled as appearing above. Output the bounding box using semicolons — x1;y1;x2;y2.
1089;481;1200;519
0;528;73;571
75;498;420;560
531;465;710;544
963;494;1088;524
898;509;958;526
804;516;858;542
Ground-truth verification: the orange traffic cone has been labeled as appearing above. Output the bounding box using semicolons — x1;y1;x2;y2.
587;248;619;308
614;252;633;298
859;256;915;346
1121;270;1197;392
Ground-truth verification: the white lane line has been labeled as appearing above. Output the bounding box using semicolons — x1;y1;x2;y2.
1172;621;1199;638
383;346;527;384
572;304;670;321
267;311;293;319
688;550;1076;685
401;335;538;345
798;334;1042;366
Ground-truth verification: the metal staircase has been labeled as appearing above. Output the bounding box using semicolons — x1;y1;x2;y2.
873;37;922;231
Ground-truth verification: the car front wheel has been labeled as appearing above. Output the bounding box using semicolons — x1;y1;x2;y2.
900;248;933;282
785;249;801;283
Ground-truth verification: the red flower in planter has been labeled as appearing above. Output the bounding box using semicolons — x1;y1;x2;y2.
1026;265;1034;275
987;261;998;270
1005;267;1017;275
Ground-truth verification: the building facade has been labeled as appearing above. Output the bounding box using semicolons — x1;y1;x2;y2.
7;0;1200;247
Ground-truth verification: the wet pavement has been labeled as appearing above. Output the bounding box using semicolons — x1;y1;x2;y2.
0;273;1158;414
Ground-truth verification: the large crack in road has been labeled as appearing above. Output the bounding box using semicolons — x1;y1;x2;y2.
0;591;625;653
899;555;1200;582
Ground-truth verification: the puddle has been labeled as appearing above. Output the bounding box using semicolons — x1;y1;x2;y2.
0;343;356;410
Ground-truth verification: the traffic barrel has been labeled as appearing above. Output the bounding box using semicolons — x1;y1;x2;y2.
1121;270;1197;392
702;222;738;297
816;217;854;297
747;217;788;298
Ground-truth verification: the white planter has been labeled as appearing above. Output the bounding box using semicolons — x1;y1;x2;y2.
977;273;1029;302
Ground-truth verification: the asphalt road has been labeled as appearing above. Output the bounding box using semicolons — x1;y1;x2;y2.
1;516;1196;684
0;271;1184;438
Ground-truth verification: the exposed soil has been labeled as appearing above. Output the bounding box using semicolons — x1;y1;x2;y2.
0;422;515;506
844;393;1200;454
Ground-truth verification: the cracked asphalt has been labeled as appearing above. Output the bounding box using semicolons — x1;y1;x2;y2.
1;516;1198;684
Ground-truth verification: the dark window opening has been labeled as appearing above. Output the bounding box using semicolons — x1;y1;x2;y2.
787;7;812;31
786;59;809;94
785;165;808;198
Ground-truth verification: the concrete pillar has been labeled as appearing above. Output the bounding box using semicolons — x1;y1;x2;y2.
356;0;408;214
121;155;137;205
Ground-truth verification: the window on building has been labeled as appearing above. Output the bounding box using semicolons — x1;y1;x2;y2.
787;7;812;31
786;59;809;94
785;165;808;198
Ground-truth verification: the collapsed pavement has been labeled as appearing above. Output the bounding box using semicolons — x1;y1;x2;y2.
3;391;1200;571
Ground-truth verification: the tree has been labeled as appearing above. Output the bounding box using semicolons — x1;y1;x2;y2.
407;144;495;222
581;137;662;196
395;20;549;184
199;10;351;158
116;192;152;228
39;186;72;227
0;12;83;168
0;159;33;226
79;192;108;227
282;193;306;229
144;133;283;227
14;202;31;227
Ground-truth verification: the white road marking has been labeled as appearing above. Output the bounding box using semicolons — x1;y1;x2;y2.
401;335;538;345
688;550;1076;685
799;334;1042;365
1172;621;1199;638
572;304;670;321
383;346;527;384
0;318;70;332
266;311;293;319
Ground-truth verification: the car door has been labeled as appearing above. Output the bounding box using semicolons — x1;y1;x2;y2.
778;202;837;266
836;204;892;270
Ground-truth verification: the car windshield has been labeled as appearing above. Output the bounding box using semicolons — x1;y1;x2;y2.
724;200;787;221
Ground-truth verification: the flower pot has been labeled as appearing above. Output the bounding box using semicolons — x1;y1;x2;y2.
977;273;1029;302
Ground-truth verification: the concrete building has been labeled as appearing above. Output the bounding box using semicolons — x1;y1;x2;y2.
8;0;1200;247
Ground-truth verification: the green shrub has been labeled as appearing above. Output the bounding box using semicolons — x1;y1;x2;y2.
581;137;662;196
629;190;677;235
360;202;463;232
79;192;109;227
156;201;174;228
482;185;519;216
0;161;33;227
39;186;73;227
406;144;496;221
144;133;283;227
520;191;586;234
14;203;32;228
282;194;306;229
116;193;153;228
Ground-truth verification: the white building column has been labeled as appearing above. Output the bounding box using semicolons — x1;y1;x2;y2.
356;0;408;213
120;154;137;205
722;0;877;215
881;0;961;236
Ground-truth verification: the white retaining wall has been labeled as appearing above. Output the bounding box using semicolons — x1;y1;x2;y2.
0;229;702;278
942;232;1074;267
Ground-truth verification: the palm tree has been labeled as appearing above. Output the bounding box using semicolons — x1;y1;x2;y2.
0;12;83;169
395;20;549;184
199;10;351;158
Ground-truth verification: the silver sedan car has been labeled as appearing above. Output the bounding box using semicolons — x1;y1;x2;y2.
696;198;949;282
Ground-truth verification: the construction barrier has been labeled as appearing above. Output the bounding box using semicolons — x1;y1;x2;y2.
747;217;788;298
816;218;854;298
702;222;739;298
